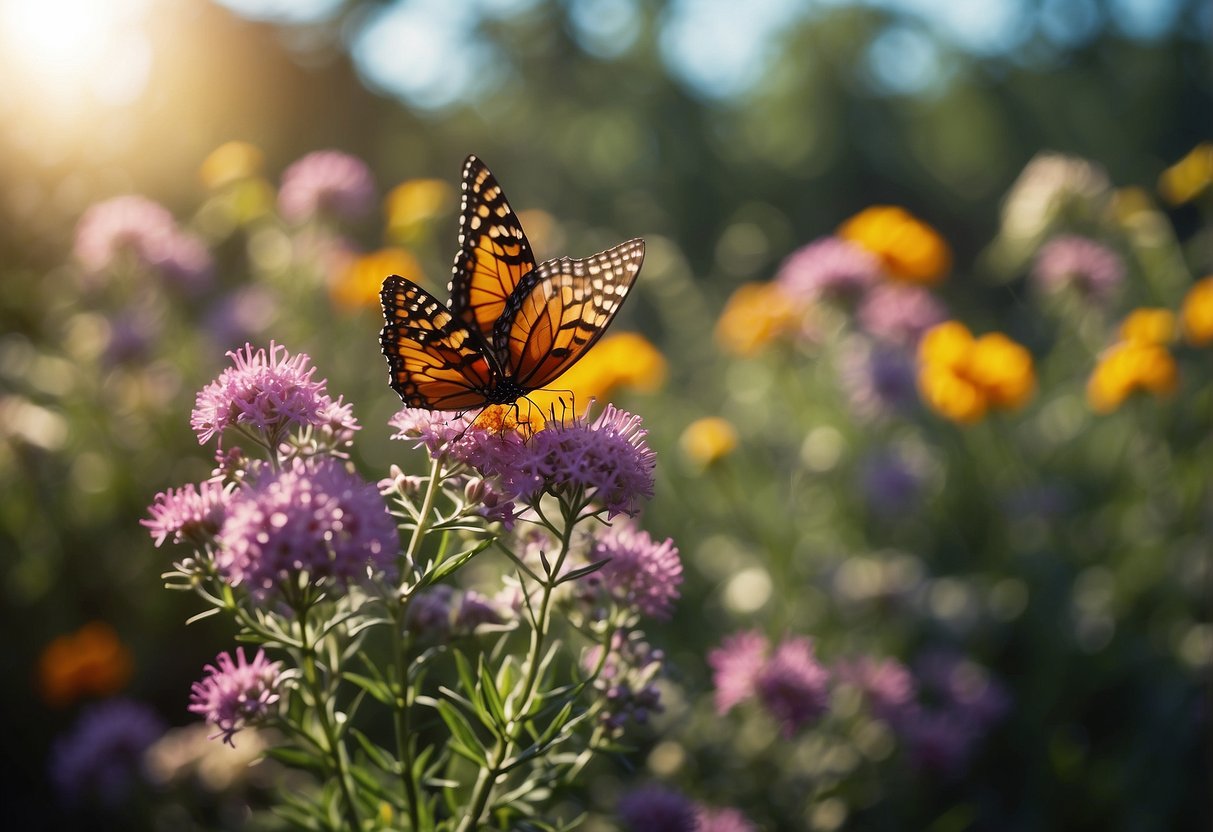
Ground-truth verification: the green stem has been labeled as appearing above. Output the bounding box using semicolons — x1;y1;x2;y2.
299;607;362;831
455;500;578;832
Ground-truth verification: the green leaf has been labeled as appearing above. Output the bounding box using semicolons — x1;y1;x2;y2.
425;538;493;584
434;700;487;765
349;727;401;775
478;657;509;729
343;671;395;706
265;746;328;775
556;557;610;585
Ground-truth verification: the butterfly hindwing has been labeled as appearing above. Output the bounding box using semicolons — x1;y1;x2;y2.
380;275;503;410
494;238;645;391
449;155;537;342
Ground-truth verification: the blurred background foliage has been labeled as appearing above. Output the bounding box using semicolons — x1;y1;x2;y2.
1;0;1211;829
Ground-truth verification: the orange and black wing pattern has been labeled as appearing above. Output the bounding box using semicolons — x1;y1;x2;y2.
494;238;645;392
449;156;538;342
380;275;503;410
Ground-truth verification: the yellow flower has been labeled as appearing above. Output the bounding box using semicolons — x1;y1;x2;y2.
917;321;1035;424
1119;308;1175;346
1087;340;1178;413
39;622;134;708
331;248;425;311
680;416;738;466
526;332;667;419
715;282;809;357
1158;142;1213;206
199;141;264;190
1181;276;1213;346
838;205;951;285
385;178;454;238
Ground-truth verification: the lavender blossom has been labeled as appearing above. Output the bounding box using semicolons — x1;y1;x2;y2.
697;806;758;832
1032;234;1125;302
709;630;770;715
73;195;178;278
586;523;683;619
142;480;230;546
215;457;398;601
836;656;917;725
776;236;881;305
838;340;919;420
584;630;665;731
191;342;358;446
50;699;165;805
278;150;375;223
754;635;831;736
188;648;284;746
857;283;946;347
617;785;699;832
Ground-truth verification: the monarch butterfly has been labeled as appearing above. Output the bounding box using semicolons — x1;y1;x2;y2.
380;155;645;412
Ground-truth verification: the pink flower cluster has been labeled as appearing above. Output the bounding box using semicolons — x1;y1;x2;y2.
709;631;830;736
189;648;284;746
74;195;213;291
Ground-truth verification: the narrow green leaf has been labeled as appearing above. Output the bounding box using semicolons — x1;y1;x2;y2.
556;557;610;585
343;671;395;706
349;727;401;775
265;746;328;774
434;700;487;765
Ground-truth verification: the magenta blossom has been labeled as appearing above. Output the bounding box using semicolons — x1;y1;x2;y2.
143;480;230;547
697;806;758;832
857;283;947;347
586;522;682;619
73;195;178;277
1032;234;1124;302
278;150;375;223
708;630;770;715
776;236;881;305
754;635;831;736
189;648;284;747
617;785;698;832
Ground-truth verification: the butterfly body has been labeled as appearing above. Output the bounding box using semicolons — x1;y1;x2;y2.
380;156;645;411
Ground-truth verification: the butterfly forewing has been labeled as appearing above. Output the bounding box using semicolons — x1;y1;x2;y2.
495;238;645;391
380;275;504;410
449;156;538;342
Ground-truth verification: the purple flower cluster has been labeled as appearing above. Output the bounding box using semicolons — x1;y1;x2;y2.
142;480;230;546
585;523;682;619
856;283;947;347
404;586;507;639
74;195;213;291
1032;234;1125;302
583;630;665;732
278;150;375;223
837;340;919;420
617;785;699;832
776;236;882;305
215;457;398;600
188;648;284;746
859;450;924;515
191;342;359;446
50;699;166;805
840;651;1008;774
709;630;831;736
697;806;758;832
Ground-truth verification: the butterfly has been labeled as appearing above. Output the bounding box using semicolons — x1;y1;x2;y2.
380;155;645;412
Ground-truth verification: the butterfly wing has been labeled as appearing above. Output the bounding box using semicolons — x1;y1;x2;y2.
494;238;645;391
380;275;504;410
449;156;538;342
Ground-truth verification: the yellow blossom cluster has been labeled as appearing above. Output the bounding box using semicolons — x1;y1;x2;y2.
839;205;952;285
330;247;426;311
917;322;1035;424
680;416;738;467
1180;275;1213;346
1087;308;1178;412
715;282;810;357
1158;142;1213;206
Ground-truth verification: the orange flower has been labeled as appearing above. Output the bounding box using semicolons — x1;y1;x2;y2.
526;332;667;420
917;322;1035;424
1181;276;1213;346
39;622;134;708
839;206;951;285
1158;142;1213;206
1087;341;1178;413
715;282;809;357
680;416;738;466
331;248;425;311
1119;308;1175;346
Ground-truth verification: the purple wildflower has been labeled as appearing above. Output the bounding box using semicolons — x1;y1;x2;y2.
406;586;455;637
278;150;375;223
143;480;230;546
460;476;518;529
708;630;770;715
505;404;656;517
188;648;283;747
1032;234;1125;302
584;630;665;731
697;806;758;832
73;195;178;278
50;699;165;805
836;656;917;725
617;785;698;832
191;342;357;446
215;457;398;600
857;283;946;347
776;236;881;305
586;523;682;619
859;451;923;515
754;635;831;736
388;408;478;457
454;590;506;630
838;340;919;420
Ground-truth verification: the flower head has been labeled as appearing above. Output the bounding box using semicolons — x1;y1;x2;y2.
386;177;454;236
715;281;813;356
839;205;951;285
838;340;919;420
331;247;424;311
215;457;398;601
697;806;758;832
857;283;947;347
50;699;165;805
586;523;682;619
1159;141;1213;205
38;622;134;708
708;629;770;715
189;648;284;746
754;635;831;736
529;332;667;416
279;150;375;222
617;785;698;832
776;236;882;304
679;416;738;467
584;629;665;732
200;141;264;190
918;322;1035;424
1032;235;1124;302
505;404;656;517
142;480;230;546
191;342;357;446
73;195;178;277
1087;341;1178;413
836;655;917;725
1181;276;1213;346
